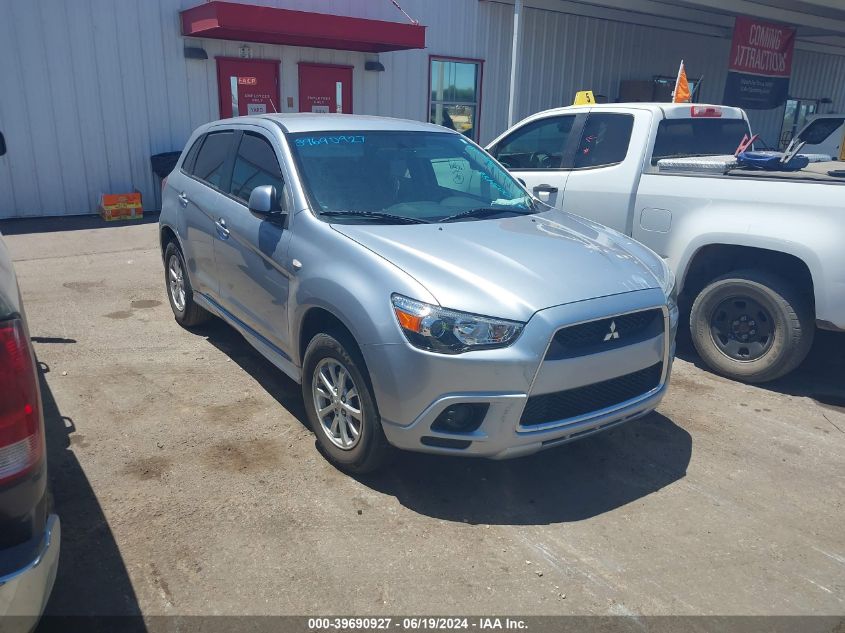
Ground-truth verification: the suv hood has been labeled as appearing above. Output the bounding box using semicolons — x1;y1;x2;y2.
332;209;664;322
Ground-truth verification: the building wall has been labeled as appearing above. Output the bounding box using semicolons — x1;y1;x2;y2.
0;0;843;218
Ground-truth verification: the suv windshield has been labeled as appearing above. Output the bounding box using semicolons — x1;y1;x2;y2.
651;118;752;164
288;131;533;223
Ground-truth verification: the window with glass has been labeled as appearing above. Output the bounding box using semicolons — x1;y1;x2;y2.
229;132;285;203
492;116;576;169
429;58;482;142
191;132;234;190
651;118;751;164
780;98;820;149
288;131;533;224
573;113;635;169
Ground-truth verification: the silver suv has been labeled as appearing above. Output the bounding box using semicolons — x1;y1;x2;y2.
159;114;678;473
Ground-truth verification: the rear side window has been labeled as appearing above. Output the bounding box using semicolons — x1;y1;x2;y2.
651;118;751;164
181;136;204;174
229;133;285;203
574;113;634;169
192;131;234;189
493;116;575;169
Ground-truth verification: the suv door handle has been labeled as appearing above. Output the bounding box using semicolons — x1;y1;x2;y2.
215;217;230;239
177;192;189;207
533;184;559;194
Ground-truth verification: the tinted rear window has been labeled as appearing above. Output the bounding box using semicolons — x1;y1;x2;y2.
651;119;751;164
181;137;204;174
192;132;234;189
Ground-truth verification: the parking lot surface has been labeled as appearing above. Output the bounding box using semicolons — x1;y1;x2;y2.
2;218;844;617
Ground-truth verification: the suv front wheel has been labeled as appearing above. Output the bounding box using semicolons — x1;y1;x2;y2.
302;332;390;473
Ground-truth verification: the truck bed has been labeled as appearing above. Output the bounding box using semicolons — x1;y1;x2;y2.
724;160;845;183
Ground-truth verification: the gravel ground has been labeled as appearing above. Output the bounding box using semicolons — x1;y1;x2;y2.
1;217;843;619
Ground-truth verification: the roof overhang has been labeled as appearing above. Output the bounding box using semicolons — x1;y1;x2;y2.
180;1;426;53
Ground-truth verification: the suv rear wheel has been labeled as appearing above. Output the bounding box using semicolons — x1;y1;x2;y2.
302;332;390;473
690;270;813;383
164;241;211;328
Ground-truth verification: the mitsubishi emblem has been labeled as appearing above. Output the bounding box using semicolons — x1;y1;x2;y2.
604;320;620;341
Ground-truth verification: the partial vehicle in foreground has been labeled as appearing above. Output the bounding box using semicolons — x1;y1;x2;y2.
488;102;845;383
159;114;677;472
0;224;61;627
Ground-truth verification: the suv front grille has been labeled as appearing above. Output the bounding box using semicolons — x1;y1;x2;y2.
545;309;663;360
520;362;663;428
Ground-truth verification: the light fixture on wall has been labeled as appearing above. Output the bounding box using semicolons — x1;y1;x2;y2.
365;57;385;72
184;47;208;60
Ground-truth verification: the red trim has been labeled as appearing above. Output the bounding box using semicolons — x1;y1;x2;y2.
427;55;484;143
181;1;426;53
215;57;281;119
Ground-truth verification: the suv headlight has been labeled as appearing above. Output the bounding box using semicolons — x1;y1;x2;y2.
391;294;524;354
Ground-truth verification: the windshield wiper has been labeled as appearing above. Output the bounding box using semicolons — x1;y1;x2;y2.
319;210;430;225
439;207;536;223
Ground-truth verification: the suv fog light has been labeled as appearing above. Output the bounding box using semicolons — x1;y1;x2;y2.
431;403;489;433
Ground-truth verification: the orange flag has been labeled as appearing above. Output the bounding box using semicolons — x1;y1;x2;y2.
673;60;691;103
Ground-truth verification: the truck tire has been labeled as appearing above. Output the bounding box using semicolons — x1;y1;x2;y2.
690;270;814;383
302;332;391;473
164;241;211;328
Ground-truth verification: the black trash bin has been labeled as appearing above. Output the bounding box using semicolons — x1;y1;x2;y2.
150;151;182;211
150;151;182;180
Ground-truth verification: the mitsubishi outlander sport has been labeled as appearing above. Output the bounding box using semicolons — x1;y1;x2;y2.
159;114;678;473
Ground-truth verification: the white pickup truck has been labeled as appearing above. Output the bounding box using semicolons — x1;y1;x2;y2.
487;103;845;383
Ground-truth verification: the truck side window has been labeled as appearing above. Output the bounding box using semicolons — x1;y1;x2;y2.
192;131;235;190
493;116;575;170
574;113;634;169
229;132;285;204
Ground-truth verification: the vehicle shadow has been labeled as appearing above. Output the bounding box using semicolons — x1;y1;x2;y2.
0;213;159;236
676;327;845;414
199;319;309;429
355;411;690;525
196;321;691;526
35;362;146;631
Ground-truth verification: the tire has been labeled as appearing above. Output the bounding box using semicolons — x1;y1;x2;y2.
302;332;391;473
163;241;211;328
690;270;814;383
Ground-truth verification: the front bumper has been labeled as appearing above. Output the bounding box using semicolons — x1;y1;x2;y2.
0;514;61;625
367;288;676;459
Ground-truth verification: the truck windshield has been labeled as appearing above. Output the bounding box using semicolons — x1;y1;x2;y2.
651;118;752;164
288;131;533;224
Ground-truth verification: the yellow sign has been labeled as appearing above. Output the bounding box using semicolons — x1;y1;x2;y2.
573;90;595;105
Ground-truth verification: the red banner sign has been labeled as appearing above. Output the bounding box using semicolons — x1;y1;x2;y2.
724;16;795;110
728;16;795;77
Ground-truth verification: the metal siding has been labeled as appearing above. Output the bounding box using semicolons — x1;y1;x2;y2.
0;0;843;217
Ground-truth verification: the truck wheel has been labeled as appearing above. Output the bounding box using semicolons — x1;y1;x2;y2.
690;270;814;383
302;332;391;473
164;241;211;328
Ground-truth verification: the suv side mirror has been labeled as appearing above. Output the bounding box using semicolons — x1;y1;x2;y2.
248;185;286;223
0;133;6;157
